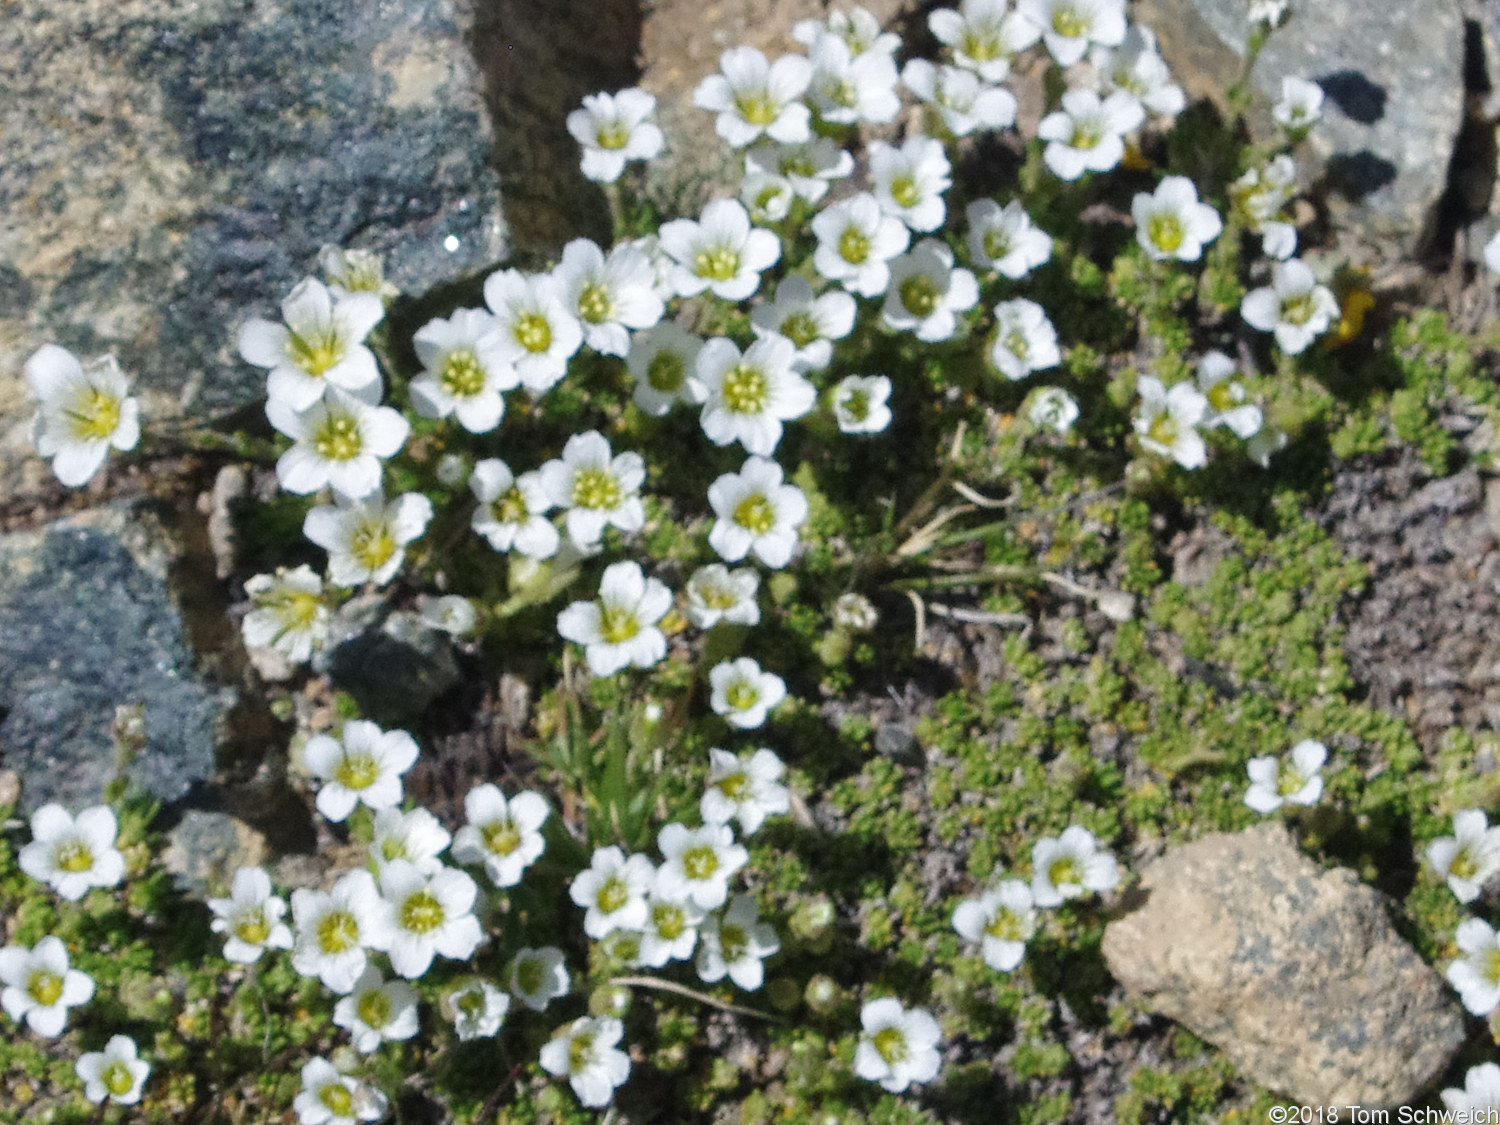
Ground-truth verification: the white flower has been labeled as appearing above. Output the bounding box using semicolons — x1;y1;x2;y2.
291;870;386;993
374;860;482;979
408;308;517;433
509;946;570;1011
902;59;1017;136
319;245;397;302
1196;351;1263;439
419;594;477;636
832;374;894;435
1240;259;1338;354
697;894;780;990
303;720;420;823
293;1058;384;1125
811;192;911;296
636;890;706;968
370;807;451;875
805;33;901;125
482;269;584;393
751;276;856;373
990;298;1061;380
741;170;796;224
1244;739;1327;814
571;846;655;938
18;803;125;902
538;430;646;548
567;88;664;183
1446;918;1500;1016
1134;376;1209;469
0;936;94;1037
1428;809;1500;904
469;459;559;560
24;347;141;487
76;1034;150;1105
1249;0;1288;24
446;977;511;1040
685;564;762;629
1027;387;1080;434
656;822;749;911
267;387;410;499
539;1015;631;1108
239;277;384;411
883;239;980;342
1031;826;1118;907
701;747;790;835
659;198;781;302
832;592;879;631
1231;155;1298;256
1038;88;1143;180
1485;230;1500;276
556;560;671;677
853;998;942;1093
554;239;665;358
928;0;1040;83
709;657;787;730
1274;75;1324;132
303;491;432;588
869;136;952;233
953;879;1037;971
242;565;330;665
966;199;1053;279
1016;0;1127;66
208;866;294;963
1247;425;1289;468
334;965;420;1053
1132;176;1222;262
707;456;809;568
744;139;855;204
628;323;707;416
694;45;812;147
696;335;815;455
1444;1064;1500;1115
1091;24;1184;117
794;6;902;57
452;785;550;889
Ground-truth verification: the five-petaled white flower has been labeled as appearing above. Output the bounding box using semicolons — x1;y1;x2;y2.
482;269;584;393
902;59;1017;136
1196;351;1263;439
370;807;452;875
571;846;656;939
293;1057;385;1125
639;891;706;968
408;308;518;433
1037;89;1144;181
707;456;809;568
751;276;856;373
242;565;330;666
1091;24;1184;117
556;560;672;677
793;6;902;59
628;322;708;416
1016;0;1127;66
333;965;420;1053
24;346;141;487
1240;259;1339;354
870;136;952;233
446;977;511;1040
374;860;482;979
539;430;646;548
554;239;666;358
702;747;790;835
1230;155;1299;259
805;33;902;126
567;88;665;183
509;946;571;1011
1028;386;1080;434
966;199;1053;279
469;458;560;560
697;894;780;991
267;387;410;499
303;490;433;588
853;997;943;1092
208;865;294;963
1446;917;1500;1017
709;657;787;730
1031;826;1119;907
76;1034;151;1105
240;277;385;411
1134;376;1209;469
832;375;894;435
812;192;911;296
1274;75;1324;133
1444;1063;1500;1116
1244;739;1327;813
696;335;815;456
685;564;762;629
452;785;550;889
693;45;813;147
319;245;397;302
659;199;782;302
1132;176;1223;262
744;139;855;205
990;298;1062;380
290;869;386;994
19;803;125;902
832;591;879;630
419;593;477;635
0;936;94;1037
540;1015;632;1108
740;169;796;225
953;879;1037;972
656;822;749;911
883;239;979;342
928;0;1040;83
303;720;420;823
1428;809;1500;904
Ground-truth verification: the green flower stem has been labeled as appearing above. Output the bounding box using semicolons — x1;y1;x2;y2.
608;975;783;1022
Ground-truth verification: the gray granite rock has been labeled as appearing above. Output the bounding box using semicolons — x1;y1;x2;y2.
1102;822;1464;1108
0;507;229;813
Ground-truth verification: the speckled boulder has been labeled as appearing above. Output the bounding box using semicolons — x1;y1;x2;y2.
1102;822;1464;1107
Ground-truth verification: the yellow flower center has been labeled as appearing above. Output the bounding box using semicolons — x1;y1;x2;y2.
335;752;380;791
578;282;614;325
780;311;820;348
1483;947;1500;987
725;681;761;711
694;246;742;282
271;589;323;632
66;389;124;442
721;364;769;415
1147;414;1178;448
1275;764;1306;796
1004;329;1030;361
357;988;392;1029
983;229;1013;261
1052;5;1087;38
960;29;1002;62
1450;846;1479;880
681;845;720;881
312;413;364;462
840;388;871;422
28;969;63;1007
515;958;546;996
55;840;94;873
234;911;271;946
719;922;748;962
596;876;629;915
599;603;641;645
839;226;871;264
514;313;553;353
653;902;687;940
985;910;1025;942
596;123;630;150
102;1061;136;1097
291;331;342;376
568;1030;597;1072
827;77;858;108
1281;294;1315;325
571;467;622;511
733;494;776;535
1048;856;1082;887
1148;213;1185;253
482;819;522;856
440;350;487;398
647;350;686;393
1207;382;1238;412
350;521;397;573
317;910;360;954
872;1025;908;1064
1069;123;1102;150
889;175;920;210
900;274;941;317
717;771;748;800
380;836;408;863
320;1083;353;1117
399;889;445;934
736;93;779;126
702;584;739;609
492;486;529;525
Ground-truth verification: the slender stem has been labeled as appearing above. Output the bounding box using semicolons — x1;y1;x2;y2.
607;975;783;1022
